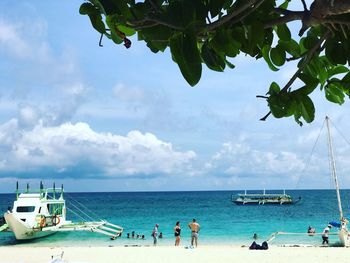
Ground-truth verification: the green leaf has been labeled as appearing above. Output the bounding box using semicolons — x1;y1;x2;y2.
268;82;280;95
342;72;350;91
224;58;235;69
170;31;202;86
201;41;225;72
279;39;300;57
328;65;349;78
117;25;135;37
276;24;291;41
106;15;123;44
80;3;106;34
167;1;196;28
325;39;347;65
211;28;240;57
209;0;226;18
250;22;265;49
303;35;318;50
79;3;95;15
262;45;279;71
270;45;286;66
297;73;319;95
278;0;289;9
299;95;315;123
268;93;293;118
325;83;345;104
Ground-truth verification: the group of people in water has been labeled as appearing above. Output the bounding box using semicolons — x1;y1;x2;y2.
126;219;200;247
126;231;146;239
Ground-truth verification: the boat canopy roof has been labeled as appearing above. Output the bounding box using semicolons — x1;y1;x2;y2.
238;193;291;197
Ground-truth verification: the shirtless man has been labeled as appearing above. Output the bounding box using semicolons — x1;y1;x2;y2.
188;218;200;247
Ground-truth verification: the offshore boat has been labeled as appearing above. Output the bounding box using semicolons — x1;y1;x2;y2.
232;190;300;205
0;182;123;241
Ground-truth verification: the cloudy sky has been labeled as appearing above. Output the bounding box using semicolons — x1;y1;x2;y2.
0;0;350;193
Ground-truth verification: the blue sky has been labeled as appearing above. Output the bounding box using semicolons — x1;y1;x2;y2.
0;0;350;193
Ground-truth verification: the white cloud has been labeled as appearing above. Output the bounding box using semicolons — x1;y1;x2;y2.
0;20;31;58
206;141;305;177
113;83;146;103
0;120;196;177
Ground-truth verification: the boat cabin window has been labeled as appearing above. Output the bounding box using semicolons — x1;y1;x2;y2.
16;206;36;213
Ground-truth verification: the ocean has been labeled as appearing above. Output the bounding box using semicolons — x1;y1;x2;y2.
1;190;349;247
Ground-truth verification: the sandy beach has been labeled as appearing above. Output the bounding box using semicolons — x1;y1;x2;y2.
1;245;350;263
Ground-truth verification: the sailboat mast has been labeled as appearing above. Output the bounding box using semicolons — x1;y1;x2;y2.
325;116;344;220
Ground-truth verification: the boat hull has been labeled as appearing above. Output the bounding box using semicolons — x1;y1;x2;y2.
339;228;350;247
4;213;56;240
233;201;295;205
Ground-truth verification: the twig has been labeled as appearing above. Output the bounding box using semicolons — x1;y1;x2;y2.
263;10;305;28
99;34;104;47
301;0;308;11
260;111;271;121
229;0;266;26
128;16;184;31
206;0;261;31
280;30;331;94
260;30;331;121
148;0;163;13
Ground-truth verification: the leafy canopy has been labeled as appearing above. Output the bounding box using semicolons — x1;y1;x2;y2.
79;0;350;125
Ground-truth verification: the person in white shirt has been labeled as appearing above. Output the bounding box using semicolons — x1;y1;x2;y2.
322;224;332;245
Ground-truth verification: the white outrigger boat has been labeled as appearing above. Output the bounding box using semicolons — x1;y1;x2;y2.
0;182;123;241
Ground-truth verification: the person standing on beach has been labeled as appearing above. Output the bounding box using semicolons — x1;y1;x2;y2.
188;218;200;247
152;224;159;246
174;221;181;246
322;224;332;245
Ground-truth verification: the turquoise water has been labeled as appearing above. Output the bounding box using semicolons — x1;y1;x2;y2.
1;190;349;247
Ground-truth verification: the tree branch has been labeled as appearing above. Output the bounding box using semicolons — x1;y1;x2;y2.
301;0;308;11
280;30;331;94
229;0;266;27
310;0;350;18
263;10;305;28
260;30;331;121
128;17;184;31
206;0;262;31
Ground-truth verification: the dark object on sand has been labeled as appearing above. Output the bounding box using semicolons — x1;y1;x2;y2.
249;241;268;250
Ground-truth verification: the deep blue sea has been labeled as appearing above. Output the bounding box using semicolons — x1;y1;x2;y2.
1;190;350;247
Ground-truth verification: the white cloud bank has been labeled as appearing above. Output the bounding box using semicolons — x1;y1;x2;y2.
0;120;196;177
206;141;305;177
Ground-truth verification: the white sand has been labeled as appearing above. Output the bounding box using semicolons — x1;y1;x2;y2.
1;245;350;263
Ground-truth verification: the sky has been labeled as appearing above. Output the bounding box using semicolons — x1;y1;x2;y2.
0;1;350;193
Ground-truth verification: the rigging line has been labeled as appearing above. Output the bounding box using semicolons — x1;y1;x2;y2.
65;198;96;222
65;194;104;222
65;202;89;222
294;118;326;190
65;193;104;221
330;118;350;147
66;207;88;222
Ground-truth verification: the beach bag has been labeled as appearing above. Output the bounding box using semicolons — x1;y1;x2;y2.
249;241;258;249
261;241;268;250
